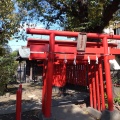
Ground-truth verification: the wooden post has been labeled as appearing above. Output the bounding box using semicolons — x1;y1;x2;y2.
44;33;55;118
103;37;113;111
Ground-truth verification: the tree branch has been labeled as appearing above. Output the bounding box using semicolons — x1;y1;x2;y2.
92;0;120;33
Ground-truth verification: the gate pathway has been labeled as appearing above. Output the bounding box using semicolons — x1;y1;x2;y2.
0;84;97;120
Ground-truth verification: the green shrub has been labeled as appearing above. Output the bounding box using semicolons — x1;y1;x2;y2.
114;96;120;105
0;51;18;95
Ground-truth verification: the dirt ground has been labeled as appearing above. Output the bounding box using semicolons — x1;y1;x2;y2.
0;109;40;120
1;82;120;120
0;82;43;120
0;82;89;120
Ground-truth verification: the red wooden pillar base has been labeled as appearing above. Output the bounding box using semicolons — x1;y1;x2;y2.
44;57;53;117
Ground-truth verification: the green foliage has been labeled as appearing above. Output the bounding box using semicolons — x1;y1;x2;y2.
105;103;108;109
0;0;26;57
0;51;18;95
0;0;26;46
111;71;120;84
16;0;120;33
114;96;120;105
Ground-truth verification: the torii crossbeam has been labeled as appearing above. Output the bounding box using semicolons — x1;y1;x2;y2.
26;28;120;118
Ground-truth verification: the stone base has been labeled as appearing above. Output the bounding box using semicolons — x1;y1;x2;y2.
38;112;54;120
101;109;120;120
87;107;102;119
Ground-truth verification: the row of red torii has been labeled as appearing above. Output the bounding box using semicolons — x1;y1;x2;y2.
26;28;120;118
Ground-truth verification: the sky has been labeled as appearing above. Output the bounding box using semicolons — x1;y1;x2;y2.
8;39;27;51
7;2;71;51
8;35;75;51
8;23;45;51
8;23;76;51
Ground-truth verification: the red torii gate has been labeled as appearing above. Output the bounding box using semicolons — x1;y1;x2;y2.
26;28;120;118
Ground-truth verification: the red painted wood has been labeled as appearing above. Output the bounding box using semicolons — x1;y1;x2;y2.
27;28;120;40
91;63;97;109
27;38;117;48
27;39;118;55
42;61;47;114
44;33;55;118
88;64;93;107
95;64;101;111
29;43;120;55
26;28;120;116
53;63;66;87
103;37;113;111
29;53;47;60
30;44;49;52
16;85;22;120
110;49;120;54
98;60;105;111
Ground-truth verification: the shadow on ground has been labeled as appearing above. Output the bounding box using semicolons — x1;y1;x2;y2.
0;109;40;120
27;82;43;89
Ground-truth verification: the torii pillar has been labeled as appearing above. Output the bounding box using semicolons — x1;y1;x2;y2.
42;33;55;118
103;37;113;111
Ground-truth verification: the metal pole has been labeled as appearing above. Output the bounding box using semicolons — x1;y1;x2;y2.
102;37;113;111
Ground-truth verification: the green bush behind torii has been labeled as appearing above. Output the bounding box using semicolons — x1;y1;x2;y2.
0;51;18;95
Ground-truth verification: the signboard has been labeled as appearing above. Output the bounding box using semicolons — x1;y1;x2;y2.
77;33;87;52
19;46;30;58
